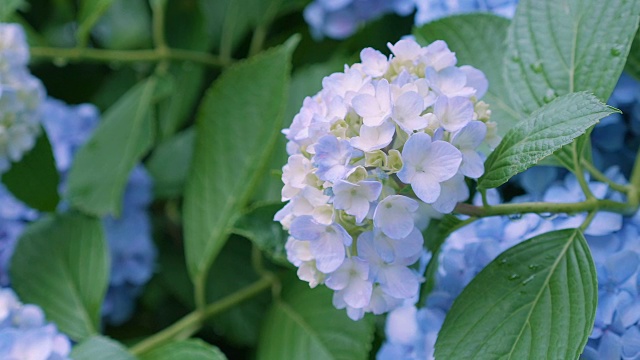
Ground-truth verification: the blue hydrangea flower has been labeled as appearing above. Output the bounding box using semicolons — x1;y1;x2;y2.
278;39;495;319
304;0;414;39
0;287;71;359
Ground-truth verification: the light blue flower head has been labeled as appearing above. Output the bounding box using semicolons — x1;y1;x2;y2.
0;287;71;360
278;38;495;319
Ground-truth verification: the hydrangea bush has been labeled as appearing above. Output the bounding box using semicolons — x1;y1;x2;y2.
1;0;640;359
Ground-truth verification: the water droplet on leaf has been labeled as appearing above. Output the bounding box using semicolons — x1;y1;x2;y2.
543;89;556;103
508;274;521;280
521;275;535;285
611;47;622;56
530;61;543;73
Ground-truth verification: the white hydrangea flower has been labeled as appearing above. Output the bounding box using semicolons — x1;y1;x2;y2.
0;23;45;174
276;38;497;320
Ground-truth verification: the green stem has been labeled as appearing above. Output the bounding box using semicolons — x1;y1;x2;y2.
629;147;640;208
454;198;636;218
573;143;594;200
151;0;168;51
130;276;274;356
582;160;630;194
579;210;598;232
150;0;170;74
29;47;233;68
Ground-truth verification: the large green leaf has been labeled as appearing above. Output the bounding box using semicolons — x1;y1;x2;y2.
140;339;227;360
71;336;136;360
435;228;597;359
183;37;297;282
626;29;640;81
2;130;59;212
414;14;519;136
146;128;195;199
11;213;109;341
66;77;158;217
257;281;375;360
157;63;206;140
505;0;640;113
477;92;617;189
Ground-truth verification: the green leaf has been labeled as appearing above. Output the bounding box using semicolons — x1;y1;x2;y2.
140;339;227;360
413;14;519;136
205;236;270;347
505;0;640;113
147;128;195;199
76;0;115;46
0;0;24;21
257;281;375;360
2;130;59;212
71;336;136;360
232;203;289;266
11;213;109;341
626;29;640;81
157;63;206;140
67;77;158;217
434;228;597;359
478;92;617;189
183;37;297;282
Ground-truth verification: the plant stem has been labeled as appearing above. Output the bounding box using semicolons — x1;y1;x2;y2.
573;142;595;200
454;198;636;218
130;275;274;356
29;47;233;68
581;160;630;194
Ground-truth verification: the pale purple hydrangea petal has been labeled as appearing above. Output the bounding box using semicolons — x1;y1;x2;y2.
373;195;419;239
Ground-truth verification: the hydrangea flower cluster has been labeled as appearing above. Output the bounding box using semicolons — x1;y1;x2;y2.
0;287;71;359
276;38;497;320
304;0;414;39
0;97;157;326
0;23;45;174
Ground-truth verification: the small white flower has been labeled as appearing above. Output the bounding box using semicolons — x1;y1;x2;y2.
433;95;474;132
451;120;487;178
397;132;462;203
350;121;396;152
325;257;372;309
373;195;419;239
352;79;392;126
360;48;388;77
332;179;382;223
